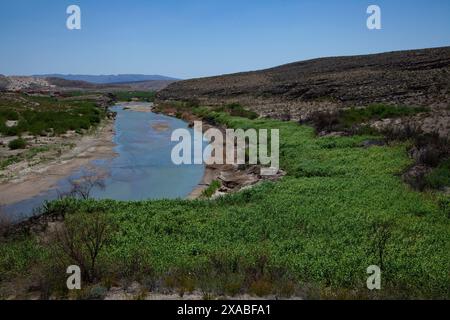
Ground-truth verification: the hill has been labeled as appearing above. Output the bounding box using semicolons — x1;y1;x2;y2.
157;47;450;133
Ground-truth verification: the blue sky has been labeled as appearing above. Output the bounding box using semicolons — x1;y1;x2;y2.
0;0;449;79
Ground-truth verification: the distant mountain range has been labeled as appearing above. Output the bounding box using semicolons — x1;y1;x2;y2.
0;74;177;92
34;74;179;84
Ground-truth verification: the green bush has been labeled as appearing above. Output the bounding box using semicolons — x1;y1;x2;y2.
8;138;27;150
426;159;450;190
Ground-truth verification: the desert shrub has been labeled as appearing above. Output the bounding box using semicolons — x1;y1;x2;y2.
8;138;27;150
412;133;449;167
184;99;200;108
425;159;450;190
224;103;259;120
304;110;340;132
53;211;116;283
249;278;273;297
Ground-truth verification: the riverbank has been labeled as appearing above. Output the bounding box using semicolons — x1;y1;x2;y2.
120;101;154;113
153;103;285;199
0;120;116;206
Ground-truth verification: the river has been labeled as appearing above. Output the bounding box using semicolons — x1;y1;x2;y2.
3;104;205;221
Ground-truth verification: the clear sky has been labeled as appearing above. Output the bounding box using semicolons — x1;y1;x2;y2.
1;0;449;79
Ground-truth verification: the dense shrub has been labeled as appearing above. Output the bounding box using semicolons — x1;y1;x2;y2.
8;138;27;150
303;110;340;132
426;159;450;190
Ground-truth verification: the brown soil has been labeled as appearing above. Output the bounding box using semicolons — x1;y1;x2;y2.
0;121;116;205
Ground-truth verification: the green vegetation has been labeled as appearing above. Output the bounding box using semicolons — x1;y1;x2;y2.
0;155;20;170
341;104;428;127
215;103;259;120
1;106;449;299
0;145;64;170
8;138;27;150
201;180;221;198
307;104;429;133
426;159;450;190
0;94;106;137
113;91;156;102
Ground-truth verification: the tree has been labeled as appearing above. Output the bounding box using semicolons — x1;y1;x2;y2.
370;220;393;271
54;211;115;282
64;171;106;200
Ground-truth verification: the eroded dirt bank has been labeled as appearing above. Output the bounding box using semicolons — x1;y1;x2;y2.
154;105;285;199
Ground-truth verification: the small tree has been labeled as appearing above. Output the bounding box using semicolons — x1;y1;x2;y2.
65;171;106;200
370;220;393;271
54;211;115;282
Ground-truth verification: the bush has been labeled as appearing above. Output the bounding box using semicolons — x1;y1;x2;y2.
426;159;450;190
53;211;116;283
303;110;340;132
8;138;27;150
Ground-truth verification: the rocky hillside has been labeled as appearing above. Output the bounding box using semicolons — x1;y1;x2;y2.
157;47;450;134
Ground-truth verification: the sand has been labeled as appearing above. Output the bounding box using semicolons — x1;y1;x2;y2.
0;121;117;205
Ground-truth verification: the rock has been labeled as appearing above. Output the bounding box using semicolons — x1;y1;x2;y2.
402;165;432;191
318;131;347;137
5;120;18;128
361;140;386;148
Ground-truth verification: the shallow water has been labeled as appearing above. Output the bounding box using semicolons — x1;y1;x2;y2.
4;105;205;221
